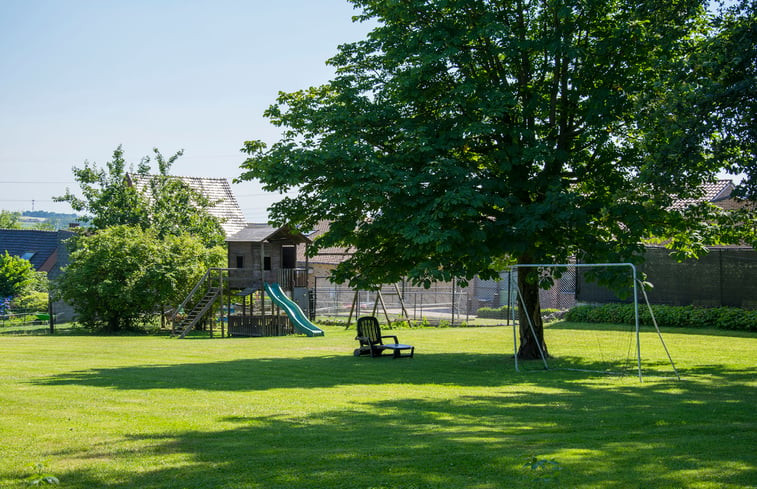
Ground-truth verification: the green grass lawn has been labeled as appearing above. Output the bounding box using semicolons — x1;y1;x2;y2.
0;323;755;488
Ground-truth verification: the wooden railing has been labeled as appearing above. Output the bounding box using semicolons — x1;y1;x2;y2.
278;268;308;290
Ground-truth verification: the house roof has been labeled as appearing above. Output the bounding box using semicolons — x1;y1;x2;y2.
297;220;353;265
0;229;65;272
126;174;248;237
671;180;735;210
227;223;311;244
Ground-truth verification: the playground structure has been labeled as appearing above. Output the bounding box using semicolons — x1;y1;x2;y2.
169;268;324;339
170;224;324;338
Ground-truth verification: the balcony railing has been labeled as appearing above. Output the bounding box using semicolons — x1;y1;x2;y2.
226;268;308;291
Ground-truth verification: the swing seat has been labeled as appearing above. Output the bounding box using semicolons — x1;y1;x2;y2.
354;316;414;358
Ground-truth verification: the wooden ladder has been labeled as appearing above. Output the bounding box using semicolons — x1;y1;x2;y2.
173;287;221;338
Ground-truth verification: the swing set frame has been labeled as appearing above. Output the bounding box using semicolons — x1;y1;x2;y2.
508;262;679;382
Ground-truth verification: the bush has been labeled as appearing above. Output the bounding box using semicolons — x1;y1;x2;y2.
566;303;757;331
11;290;48;312
477;306;562;320
476;306;513;319
56;226;225;332
0;251;36;297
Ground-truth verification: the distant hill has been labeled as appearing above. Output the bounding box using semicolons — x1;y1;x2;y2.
20;211;81;230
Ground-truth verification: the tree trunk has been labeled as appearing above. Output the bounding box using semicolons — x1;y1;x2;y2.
516;265;548;360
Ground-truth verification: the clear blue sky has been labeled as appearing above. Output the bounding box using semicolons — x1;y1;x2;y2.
0;0;373;221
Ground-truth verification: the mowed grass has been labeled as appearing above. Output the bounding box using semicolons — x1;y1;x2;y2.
0;324;755;488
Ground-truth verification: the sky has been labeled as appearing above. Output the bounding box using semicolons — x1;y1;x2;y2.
0;0;374;221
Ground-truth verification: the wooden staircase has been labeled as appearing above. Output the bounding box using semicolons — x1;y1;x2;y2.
173;287;221;338
171;269;225;338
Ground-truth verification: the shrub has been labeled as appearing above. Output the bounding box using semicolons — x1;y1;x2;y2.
11;291;48;312
0;251;35;297
56;226;225;332
566;303;757;331
477;306;562;320
476;306;512;319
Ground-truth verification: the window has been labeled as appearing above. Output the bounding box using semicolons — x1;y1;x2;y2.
20;252;35;261
236;256;244;268
264;256;271;271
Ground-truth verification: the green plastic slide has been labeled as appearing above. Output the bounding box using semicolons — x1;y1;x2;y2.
264;282;324;337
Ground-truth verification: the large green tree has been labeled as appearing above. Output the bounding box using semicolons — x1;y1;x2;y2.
0;211;22;229
56;145;225;247
703;0;756;200
238;0;753;358
56;226;224;332
0;251;36;298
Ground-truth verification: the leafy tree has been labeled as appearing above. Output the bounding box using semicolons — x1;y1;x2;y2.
238;0;751;359
24;270;49;293
0;251;36;297
638;0;755;200
56;145;149;230
634;0;757;252
0;210;22;229
56;226;224;332
703;0;756;200
141;173;227;247
11;290;48;312
56;145;225;247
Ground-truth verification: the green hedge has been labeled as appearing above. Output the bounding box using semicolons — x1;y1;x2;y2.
477;306;561;320
565;303;757;331
477;306;513;319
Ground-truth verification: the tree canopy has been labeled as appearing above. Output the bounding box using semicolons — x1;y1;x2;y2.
0;211;22;230
0;251;36;298
56;226;225;332
703;0;756;200
238;0;755;358
56;145;225;248
54;145;229;331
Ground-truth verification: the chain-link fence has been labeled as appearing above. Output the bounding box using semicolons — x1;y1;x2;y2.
312;277;472;325
311;268;579;325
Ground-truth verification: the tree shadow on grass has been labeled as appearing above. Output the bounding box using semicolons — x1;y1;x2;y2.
31;351;757;393
31;353;517;391
40;378;757;489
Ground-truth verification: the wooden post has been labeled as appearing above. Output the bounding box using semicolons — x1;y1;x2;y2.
372;291;379;317
48;295;54;334
451;280;456;325
346;290;359;329
305;243;310;288
377;290;392;326
393;283;410;320
209;306;214;338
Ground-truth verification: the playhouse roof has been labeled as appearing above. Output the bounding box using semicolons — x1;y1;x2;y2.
227;223;311;244
126;174;247;237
